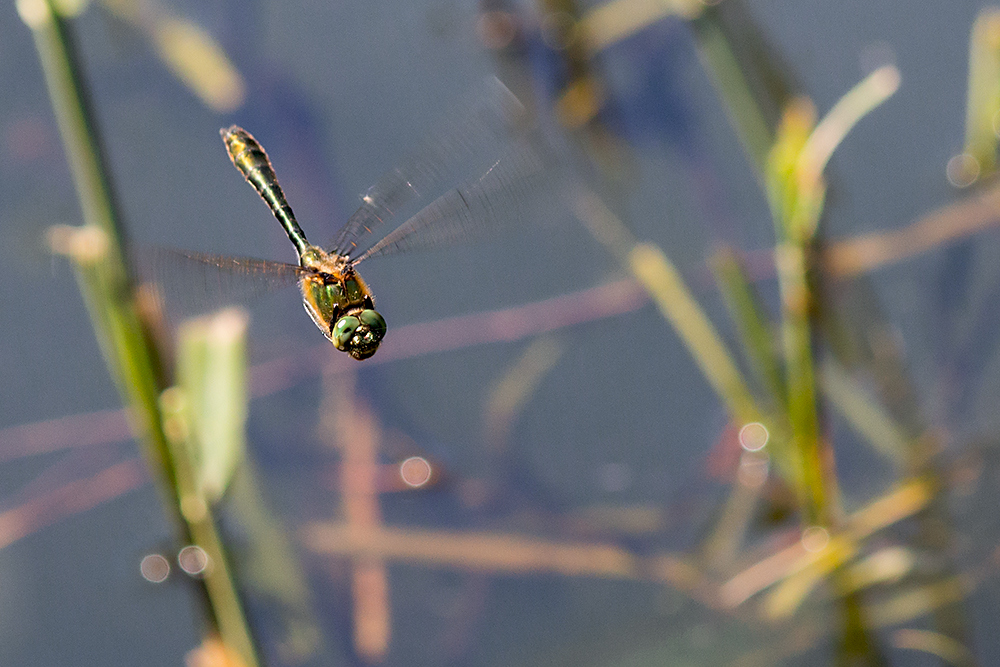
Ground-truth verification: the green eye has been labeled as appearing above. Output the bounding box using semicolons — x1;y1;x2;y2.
358;310;387;339
331;310;386;359
332;315;360;350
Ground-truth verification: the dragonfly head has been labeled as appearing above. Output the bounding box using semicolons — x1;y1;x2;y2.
331;309;387;360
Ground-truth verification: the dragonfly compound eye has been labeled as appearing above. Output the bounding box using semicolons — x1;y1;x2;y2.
359;309;387;339
332;310;387;360
332;315;361;350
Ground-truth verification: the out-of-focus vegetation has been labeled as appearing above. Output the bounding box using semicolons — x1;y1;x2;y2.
7;0;1000;665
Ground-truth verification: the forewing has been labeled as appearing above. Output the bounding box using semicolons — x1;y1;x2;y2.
133;247;306;318
352;138;551;262
331;76;529;257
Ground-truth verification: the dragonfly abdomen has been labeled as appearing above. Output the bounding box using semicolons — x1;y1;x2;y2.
221;126;310;257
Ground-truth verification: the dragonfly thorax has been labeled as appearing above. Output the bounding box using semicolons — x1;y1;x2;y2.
298;246;386;360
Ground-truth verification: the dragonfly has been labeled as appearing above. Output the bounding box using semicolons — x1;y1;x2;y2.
158;78;544;360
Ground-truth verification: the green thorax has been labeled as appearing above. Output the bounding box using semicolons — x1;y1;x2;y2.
297;246;386;360
298;246;370;322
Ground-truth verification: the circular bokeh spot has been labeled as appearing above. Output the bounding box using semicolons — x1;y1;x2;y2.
400;456;433;488
140;554;170;583
738;422;769;451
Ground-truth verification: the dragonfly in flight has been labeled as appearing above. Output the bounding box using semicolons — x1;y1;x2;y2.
163;78;543;360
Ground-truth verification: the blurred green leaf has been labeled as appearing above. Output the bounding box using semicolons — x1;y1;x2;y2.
176;308;250;502
963;9;1000;178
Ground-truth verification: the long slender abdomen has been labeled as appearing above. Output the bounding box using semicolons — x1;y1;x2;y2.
221;125;310;257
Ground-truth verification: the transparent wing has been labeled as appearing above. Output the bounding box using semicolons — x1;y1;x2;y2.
351;138;550;263
133;247;306;317
331;76;529;257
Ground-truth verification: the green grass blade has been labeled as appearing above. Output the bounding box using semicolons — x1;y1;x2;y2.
710;246;786;409
21;2;261;663
963;9;1000;178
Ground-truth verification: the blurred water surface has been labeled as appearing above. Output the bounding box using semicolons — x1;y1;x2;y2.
1;1;998;665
